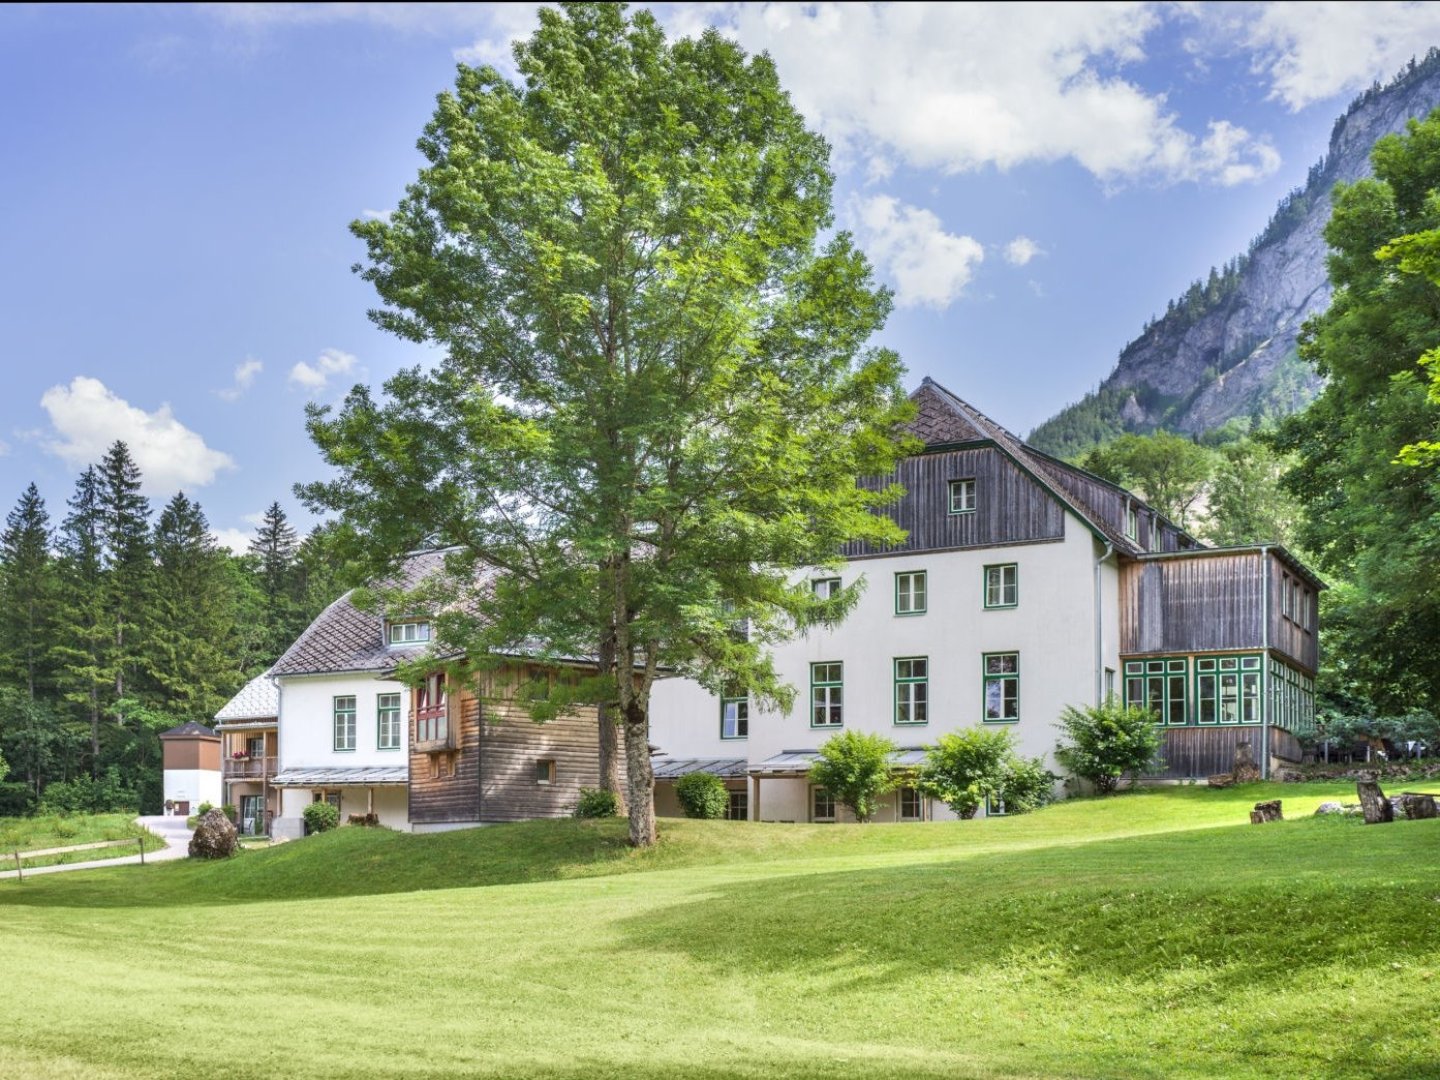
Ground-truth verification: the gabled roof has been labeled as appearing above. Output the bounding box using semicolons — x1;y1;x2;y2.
271;548;458;678
159;721;218;739
906;378;1171;556
214;669;279;723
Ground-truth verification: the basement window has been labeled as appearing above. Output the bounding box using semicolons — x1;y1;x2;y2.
534;759;556;785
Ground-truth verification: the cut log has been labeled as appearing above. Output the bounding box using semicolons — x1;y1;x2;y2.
1356;780;1394;824
1249;799;1283;824
1401;794;1438;820
1232;741;1261;784
1207;773;1235;788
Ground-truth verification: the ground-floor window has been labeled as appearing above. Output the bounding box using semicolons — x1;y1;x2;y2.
238;793;265;836
1271;662;1315;735
1196;655;1261;724
812;787;836;822
726;789;748;821
986;793;1008;816
1124;658;1188;726
898;786;923;821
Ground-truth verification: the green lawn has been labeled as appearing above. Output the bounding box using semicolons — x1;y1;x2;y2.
0;814;164;870
2;783;1436;1079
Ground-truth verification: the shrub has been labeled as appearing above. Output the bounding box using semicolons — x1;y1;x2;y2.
918;728;1015;819
1055;697;1164;795
809;730;897;823
997;754;1058;814
221;804;237;823
37;769;140;816
674;772;728;819
574;787;619;819
0;781;34;817
195;801;214;818
302;801;340;834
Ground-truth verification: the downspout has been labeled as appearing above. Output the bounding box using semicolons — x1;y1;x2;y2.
1095;540;1115;705
1260;545;1271;781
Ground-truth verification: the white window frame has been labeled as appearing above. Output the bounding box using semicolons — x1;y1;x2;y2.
948;478;976;515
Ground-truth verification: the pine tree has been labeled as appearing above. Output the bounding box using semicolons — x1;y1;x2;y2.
54;467;109;771
249;501;302;659
0;483;56;701
96;442;151;705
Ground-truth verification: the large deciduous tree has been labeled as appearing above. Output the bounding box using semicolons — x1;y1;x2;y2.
1275;110;1440;715
1078;431;1213;529
300;3;912;846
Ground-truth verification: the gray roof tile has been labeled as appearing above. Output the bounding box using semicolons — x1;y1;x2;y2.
214;670;279;722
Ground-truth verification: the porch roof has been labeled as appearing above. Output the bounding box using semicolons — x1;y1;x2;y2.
271;766;408;787
651;757;749;780
750;748;928;777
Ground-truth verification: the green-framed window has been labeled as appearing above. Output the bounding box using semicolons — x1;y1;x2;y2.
982;652;1019;723
894;657;928;725
333;695;357;752
949;478;976;514
811;662;843;727
812;787;836;822
895;571;927;615
721;695;748;740
983;563;1018;609
1271;662;1316;735
812;577;841;599
377;692;402;750
898;787;923;821
726;790;748;821
1123;658;1188;726
1195;655;1262;725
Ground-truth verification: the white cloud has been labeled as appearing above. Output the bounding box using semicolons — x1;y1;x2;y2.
216;357;263;402
852;195;984;310
695;2;1280;187
39;377;236;495
212;527;252;556
1003;236;1043;267
1247;2;1440;110
359;208;393;223
288;348;358;394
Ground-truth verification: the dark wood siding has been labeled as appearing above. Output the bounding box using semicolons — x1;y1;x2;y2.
842;447;1065;557
1120;551;1266;655
408;689;480;824
1145;725;1299;779
1269;553;1319;673
1038;461;1195;553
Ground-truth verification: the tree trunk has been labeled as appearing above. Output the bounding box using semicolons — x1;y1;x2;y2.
623;699;656;847
1401;793;1437;820
1249;799;1282;824
1357;779;1393;824
596;629;624;803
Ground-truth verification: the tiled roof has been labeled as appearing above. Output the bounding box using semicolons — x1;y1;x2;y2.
159;721;218;739
651;757;749;780
271;766;409;786
750;748;929;775
270;549;459;677
214;670;279;722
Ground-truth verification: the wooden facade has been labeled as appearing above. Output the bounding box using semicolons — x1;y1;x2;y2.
1039;457;1195;555
843;445;1066;558
1145;725;1304;780
408;665;618;826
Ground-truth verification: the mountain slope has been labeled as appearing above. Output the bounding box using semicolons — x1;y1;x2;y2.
1029;51;1440;459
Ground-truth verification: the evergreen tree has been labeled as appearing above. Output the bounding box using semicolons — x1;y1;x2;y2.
0;484;56;701
147;492;237;718
54;467;109;771
96;442;152;705
249;501;303;658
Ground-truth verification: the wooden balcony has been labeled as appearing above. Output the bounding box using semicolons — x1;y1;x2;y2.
223;756;277;780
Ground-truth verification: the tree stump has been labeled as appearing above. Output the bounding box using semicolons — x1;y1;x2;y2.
1232;741;1261;784
1249;799;1282;824
188;807;239;859
1401;794;1438;820
1356;780;1393;824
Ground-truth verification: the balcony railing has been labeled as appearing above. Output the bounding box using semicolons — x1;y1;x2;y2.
223;755;277;779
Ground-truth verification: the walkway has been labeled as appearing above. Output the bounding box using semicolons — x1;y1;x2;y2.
0;813;189;881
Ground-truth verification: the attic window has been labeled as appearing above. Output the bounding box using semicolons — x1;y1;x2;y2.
388;621;431;645
948;478;976;514
1125;504;1138;540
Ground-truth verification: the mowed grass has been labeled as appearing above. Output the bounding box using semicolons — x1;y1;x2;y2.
0;814;163;869
2;782;1437;1079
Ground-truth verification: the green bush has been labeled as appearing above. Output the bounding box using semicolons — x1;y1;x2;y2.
0;781;34;817
196;801;214;818
918;728;1015;819
1055;697;1164;795
221;804;237;823
997;754;1057;814
303;802;340;834
809;730;897;823
574;788;619;819
674;772;728;819
37;769;139;816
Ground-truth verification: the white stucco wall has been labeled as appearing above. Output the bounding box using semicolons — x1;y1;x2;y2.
278;785;409;830
651;511;1111;817
163;768;221;810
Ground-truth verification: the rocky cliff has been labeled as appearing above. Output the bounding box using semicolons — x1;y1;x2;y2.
1029;51;1440;459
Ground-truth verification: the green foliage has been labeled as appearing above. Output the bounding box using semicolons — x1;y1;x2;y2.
1079;431;1214;528
1274;108;1440;715
673;772;728;820
196;801;214;817
37;767;140;816
809;730;897;823
303;801;340;834
0;781;33;816
221;803;237;823
299;3;915;846
919;729;1056;818
1200;436;1302;546
1054;698;1164;795
574;787;619;819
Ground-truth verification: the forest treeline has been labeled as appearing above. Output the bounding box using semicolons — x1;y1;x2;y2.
0;442;351;814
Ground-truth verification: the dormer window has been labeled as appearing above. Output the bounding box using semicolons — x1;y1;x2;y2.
388;621;431;646
1125;503;1138;540
948;478;976;514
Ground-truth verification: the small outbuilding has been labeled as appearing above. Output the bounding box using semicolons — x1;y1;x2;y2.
159;721;222;816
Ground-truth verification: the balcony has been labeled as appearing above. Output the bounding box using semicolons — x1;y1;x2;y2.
223;755;277;780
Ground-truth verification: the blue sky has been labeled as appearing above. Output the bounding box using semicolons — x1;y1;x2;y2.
2;2;1437;551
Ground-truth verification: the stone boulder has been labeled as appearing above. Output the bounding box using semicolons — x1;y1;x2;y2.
1314;801;1345;815
1250;799;1283;824
189;807;239;859
1401;794;1438;820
